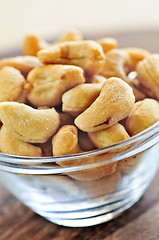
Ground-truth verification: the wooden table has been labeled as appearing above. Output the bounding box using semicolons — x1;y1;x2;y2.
1;171;159;240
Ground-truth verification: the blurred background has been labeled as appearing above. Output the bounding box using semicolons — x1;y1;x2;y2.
0;0;159;56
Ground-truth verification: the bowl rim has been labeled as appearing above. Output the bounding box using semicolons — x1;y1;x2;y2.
0;121;159;174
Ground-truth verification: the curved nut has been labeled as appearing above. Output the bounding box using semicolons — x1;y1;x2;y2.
62;83;102;116
37;40;105;75
125;98;159;136
123;47;150;72
136;54;159;100
87;74;107;84
97;37;118;54
52;125;116;181
55;29;83;43
0;102;60;143
128;75;146;101
100;49;130;82
52;125;80;156
0;126;42;157
88;123;130;149
0;56;42;77
0;66;25;102
23;34;50;56
75;77;135;132
26;64;85;107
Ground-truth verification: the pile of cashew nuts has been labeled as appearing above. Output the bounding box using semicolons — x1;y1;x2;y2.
0;29;159;181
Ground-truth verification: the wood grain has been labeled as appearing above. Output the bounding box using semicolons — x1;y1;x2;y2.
0;170;159;240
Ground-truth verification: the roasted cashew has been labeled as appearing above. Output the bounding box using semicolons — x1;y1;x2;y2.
100;49;130;82
125;98;159;136
23;34;50;56
62;83;102;117
75;77;135;132
0;66;25;102
52;125;116;181
123;47;150;72
55;29;83;43
136;54;159;100
97;37;118;54
0;102;60;143
0;56;42;77
37;40;105;75
0;126;42;157
88;123;130;149
26;64;85;107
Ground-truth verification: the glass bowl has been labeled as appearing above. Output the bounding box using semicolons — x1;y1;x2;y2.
0;121;159;227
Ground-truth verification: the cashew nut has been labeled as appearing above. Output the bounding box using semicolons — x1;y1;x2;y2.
23;34;50;56
0;66;25;102
62;83;102;117
55;29;83;43
123;47;150;72
97;37;118;54
75;77;135;132
0;126;42;157
125;98;159;136
0;56;42;77
52;125;116;181
26;64;85;107
37;40;105;75
0;102;60;143
136;54;159;100
100;49;130;83
88;123;130;149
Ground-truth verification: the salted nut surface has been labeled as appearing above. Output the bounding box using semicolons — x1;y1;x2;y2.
0;29;159;181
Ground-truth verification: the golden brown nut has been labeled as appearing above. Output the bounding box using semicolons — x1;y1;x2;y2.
52;125;116;181
26;64;85;107
136;54;159;100
0;126;42;157
75;77;135;132
55;29;83;43
0;102;60;143
62;83;102;117
125;98;159;136
23;34;49;56
52;125;81;156
37;40;105;75
88;123;130;149
97;37;118;54
123;47;150;72
100;49;130;82
0;56;42;77
0;66;25;102
127;74;146;101
87;74;106;84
